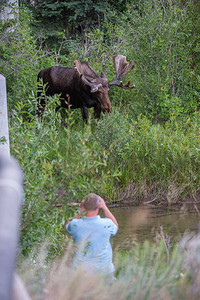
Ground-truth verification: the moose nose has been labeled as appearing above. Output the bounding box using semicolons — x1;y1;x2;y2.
101;100;112;113
107;105;112;113
102;105;112;113
107;103;112;113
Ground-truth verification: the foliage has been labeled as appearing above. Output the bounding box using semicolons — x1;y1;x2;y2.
9;97;117;255
32;0;200;122
0;2;199;257
94;110;200;198
0;136;7;144
18;232;200;299
19;0;129;47
1;1;199;120
0;6;54;108
122;0;200;120
9;98;200;254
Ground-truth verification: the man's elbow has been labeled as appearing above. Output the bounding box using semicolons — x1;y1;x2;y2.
115;222;119;230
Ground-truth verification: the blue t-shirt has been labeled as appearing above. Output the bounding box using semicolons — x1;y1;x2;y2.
66;215;118;274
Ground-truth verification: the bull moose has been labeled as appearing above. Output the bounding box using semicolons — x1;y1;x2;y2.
37;55;135;123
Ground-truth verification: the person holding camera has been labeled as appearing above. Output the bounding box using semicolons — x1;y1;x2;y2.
65;193;118;276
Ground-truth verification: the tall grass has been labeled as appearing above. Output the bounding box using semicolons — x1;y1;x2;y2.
95;109;200;202
18;231;200;300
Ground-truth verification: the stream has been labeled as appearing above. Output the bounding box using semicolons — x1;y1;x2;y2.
110;206;200;251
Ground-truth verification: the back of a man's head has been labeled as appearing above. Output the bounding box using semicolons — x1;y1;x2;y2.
84;193;99;211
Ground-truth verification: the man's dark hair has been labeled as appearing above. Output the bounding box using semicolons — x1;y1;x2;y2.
84;193;100;211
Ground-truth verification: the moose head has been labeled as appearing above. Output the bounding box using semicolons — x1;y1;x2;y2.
74;55;135;114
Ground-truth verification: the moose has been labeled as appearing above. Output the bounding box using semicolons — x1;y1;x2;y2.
37;55;135;123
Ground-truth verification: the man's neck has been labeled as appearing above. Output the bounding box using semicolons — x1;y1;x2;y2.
85;210;98;217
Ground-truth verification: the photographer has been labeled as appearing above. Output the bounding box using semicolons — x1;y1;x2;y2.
65;193;118;276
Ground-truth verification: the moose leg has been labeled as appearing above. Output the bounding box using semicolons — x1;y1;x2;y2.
94;102;101;120
56;95;70;127
81;106;89;123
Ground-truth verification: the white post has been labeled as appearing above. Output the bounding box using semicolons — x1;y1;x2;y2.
0;75;10;157
0;155;31;300
0;0;18;22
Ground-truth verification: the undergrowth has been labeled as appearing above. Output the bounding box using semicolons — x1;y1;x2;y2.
18;231;200;300
8;97;200;255
1;1;199;257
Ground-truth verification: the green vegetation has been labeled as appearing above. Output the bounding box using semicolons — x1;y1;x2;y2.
0;0;199;257
19;232;200;299
8;102;200;255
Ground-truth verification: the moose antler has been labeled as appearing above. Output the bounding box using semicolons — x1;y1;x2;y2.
80;74;102;93
74;60;103;92
74;60;99;81
109;55;135;89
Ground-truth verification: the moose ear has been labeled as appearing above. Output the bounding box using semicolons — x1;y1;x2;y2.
91;84;102;93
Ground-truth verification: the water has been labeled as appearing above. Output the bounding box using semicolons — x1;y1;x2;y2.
110;206;200;251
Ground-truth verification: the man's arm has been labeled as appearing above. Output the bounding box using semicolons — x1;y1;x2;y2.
99;197;118;228
65;200;85;227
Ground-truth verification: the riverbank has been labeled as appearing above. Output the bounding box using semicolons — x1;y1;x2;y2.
110;184;200;208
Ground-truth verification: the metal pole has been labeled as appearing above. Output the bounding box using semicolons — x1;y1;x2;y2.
0;155;24;300
0;74;10;157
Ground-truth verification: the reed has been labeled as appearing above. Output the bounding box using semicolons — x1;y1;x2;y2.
95;109;200;202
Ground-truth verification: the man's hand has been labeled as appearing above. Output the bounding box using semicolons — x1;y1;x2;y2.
99;196;107;210
99;196;118;228
79;200;86;214
73;200;85;219
65;200;86;227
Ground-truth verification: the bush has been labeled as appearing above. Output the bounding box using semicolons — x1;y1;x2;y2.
0;6;54;109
